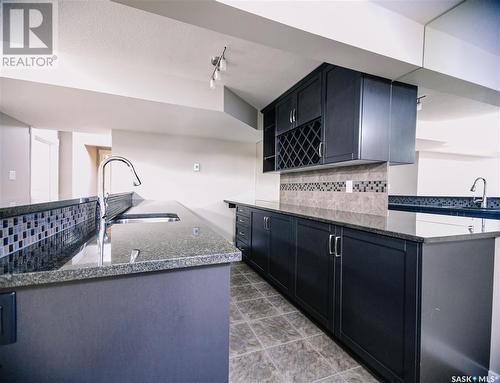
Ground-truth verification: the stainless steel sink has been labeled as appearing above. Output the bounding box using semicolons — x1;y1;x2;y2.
111;213;180;224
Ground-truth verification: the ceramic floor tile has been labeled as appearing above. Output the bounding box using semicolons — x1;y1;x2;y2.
341;366;380;383
253;281;280;297
267;339;336;383
230;323;262;357
308;334;359;372
245;271;265;284
237;297;279;320
285;311;322;337
234;263;254;274
231;273;251;287
231;284;264;302
230;303;245;323
229;350;284;383
315;373;346;383
267;294;298;314
250;315;303;348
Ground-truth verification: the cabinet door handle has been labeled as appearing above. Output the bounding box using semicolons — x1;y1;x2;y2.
289;110;293;124
334;236;341;257
318;142;323;158
329;234;334;255
292;108;296;122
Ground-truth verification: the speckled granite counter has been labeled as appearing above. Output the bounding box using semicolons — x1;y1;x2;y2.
0;201;241;289
225;199;500;243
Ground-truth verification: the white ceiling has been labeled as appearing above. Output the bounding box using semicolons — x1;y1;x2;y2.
417;87;499;121
371;0;463;24
0;78;260;143
4;0;320;110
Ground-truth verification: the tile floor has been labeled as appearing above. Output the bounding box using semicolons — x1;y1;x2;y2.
229;261;381;383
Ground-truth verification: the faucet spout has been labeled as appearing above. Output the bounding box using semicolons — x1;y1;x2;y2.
470;177;487;208
98;155;141;220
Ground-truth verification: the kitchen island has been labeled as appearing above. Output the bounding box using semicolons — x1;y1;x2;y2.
225;199;498;383
0;200;240;383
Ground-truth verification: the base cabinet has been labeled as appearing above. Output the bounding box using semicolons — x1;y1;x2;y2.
336;228;418;383
230;203;494;383
295;219;335;331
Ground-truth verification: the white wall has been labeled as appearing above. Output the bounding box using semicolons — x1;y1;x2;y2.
254;140;279;201
71;132;112;198
0;113;31;205
424;0;500;92
111;130;257;240
58;132;73;200
388;155;419;195
389;112;500;197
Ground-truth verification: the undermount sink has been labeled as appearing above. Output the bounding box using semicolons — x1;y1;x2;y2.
111;213;180;224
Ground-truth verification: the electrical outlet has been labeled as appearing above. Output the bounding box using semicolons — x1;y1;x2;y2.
193;163;200;172
8;170;16;181
346;180;353;193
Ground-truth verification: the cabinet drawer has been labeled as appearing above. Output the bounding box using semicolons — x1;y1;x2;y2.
236;205;250;217
236;214;250;227
235;238;249;253
236;225;250;242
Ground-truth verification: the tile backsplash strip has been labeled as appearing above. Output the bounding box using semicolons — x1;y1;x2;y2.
0;193;134;258
1;202;97;258
0;219;97;275
389;195;500;209
280;163;388;216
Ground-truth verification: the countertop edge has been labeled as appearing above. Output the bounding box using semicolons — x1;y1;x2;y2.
0;251;241;290
225;200;500;243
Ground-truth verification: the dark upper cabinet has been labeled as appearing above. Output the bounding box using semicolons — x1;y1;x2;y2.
296;73;322;127
389;82;418;164
262;62;416;172
323;66;391;164
336;228;418;383
249;210;269;274
276;93;296;135
262;107;276;173
323;66;362;162
268;214;294;295
295;218;335;330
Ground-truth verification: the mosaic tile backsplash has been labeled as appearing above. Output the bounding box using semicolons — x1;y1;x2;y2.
389;195;500;209
0;193;134;259
280;163;388;216
0;202;97;258
0;219;97;275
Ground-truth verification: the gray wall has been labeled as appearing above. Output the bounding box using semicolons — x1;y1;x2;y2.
0;265;230;383
0;113;31;205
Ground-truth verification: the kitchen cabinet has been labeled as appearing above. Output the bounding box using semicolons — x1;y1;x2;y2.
262;107;276;173
323;66;391;163
336;228;419;383
276;93;296;135
261;63;417;172
249;210;269;274
228;202;495;383
295;218;336;330
268;214;294;295
249;210;294;293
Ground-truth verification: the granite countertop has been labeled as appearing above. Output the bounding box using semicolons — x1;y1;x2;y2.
0;201;241;289
225;199;500;243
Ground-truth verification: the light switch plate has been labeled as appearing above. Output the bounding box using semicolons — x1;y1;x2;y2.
346;180;353;193
193;163;200;172
8;170;16;180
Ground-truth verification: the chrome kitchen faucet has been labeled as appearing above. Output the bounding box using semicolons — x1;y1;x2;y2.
97;156;141;220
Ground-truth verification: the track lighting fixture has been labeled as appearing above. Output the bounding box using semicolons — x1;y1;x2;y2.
209;46;227;89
